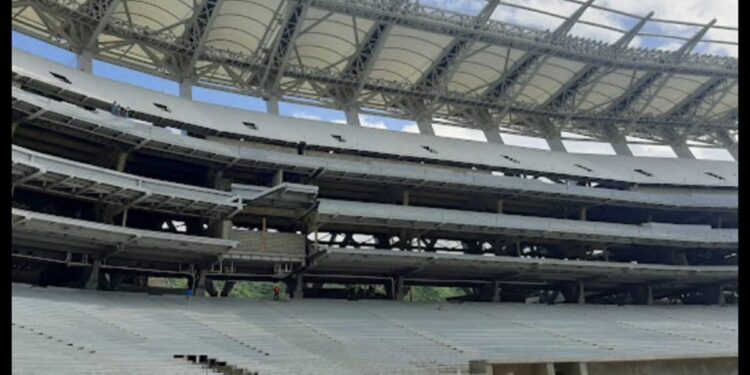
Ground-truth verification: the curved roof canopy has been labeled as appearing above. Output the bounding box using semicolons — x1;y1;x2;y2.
11;0;738;144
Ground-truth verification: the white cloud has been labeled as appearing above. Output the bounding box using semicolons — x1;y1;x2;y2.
401;123;420;134
432;124;487;142
689;147;734;161
488;0;736;55
360;115;389;130
290;111;322;121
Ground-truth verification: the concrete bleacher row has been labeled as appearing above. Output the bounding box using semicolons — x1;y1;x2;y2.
11;87;738;212
12;48;737;188
315;199;737;249
13;144;243;220
11;283;737;375
307;247;738;295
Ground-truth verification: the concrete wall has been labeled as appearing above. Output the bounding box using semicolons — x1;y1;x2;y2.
228;230;306;256
483;357;737;375
585;357;737;375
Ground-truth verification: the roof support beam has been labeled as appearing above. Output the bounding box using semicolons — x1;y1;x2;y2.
182;0;224;79
80;0;121;51
540;12;653;113
257;1;310;95
413;0;498;92
76;50;93;73
604;19;717;133
483;0;593;107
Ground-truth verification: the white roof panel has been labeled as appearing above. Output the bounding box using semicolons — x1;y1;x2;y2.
370;26;453;84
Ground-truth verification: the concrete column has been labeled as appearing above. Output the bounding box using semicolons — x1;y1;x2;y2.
579;207;587;221
193;270;207;297
76;50;93;73
698;285;725;305
345;108;361;126
632;285;654;305
492;280;500;303
114;152;129;172
208;220;231;239
672;143;695;159
205;279;219;297
394;276;405;301
562;282;584;304
290;275;304;299
672;251;689;266
179;80;193;100
219;281;235;297
610;136;633;156
726;143;738;162
484;130;504;144
496;200;503;214
266;96;280;115
416;117;434;135
273;169;284;186
402;190;410;206
84;260;101;290
547;135;567;152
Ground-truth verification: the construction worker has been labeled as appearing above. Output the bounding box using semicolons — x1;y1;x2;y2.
273;285;281;301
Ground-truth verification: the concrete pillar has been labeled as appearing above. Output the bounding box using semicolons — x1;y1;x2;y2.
205;279;219;297
402;190;410;206
273;169;284;186
610;137;633;156
698;285;725;305
345;108;360;126
562;282;584;304
547;134;567;152
394;276;405;301
496;200;503;214
290;275;304;299
84;260;101;290
179;80;193;100
266;96;280;115
76;50;93;73
672;251;689;266
632;285;654;305
484;130;504;144
492;280;500;302
416;117;434;135
114;152;129;172
579;207;587;221
208;220;231;239
577;282;585;304
220;281;235;297
726;143;738;162
672;143;695;159
193;270;207;297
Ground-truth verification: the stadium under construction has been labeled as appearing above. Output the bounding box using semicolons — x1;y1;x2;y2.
11;0;738;374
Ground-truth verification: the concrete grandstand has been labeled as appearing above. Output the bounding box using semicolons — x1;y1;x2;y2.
11;0;738;374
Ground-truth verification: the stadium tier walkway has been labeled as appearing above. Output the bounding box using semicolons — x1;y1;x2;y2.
12;283;737;375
